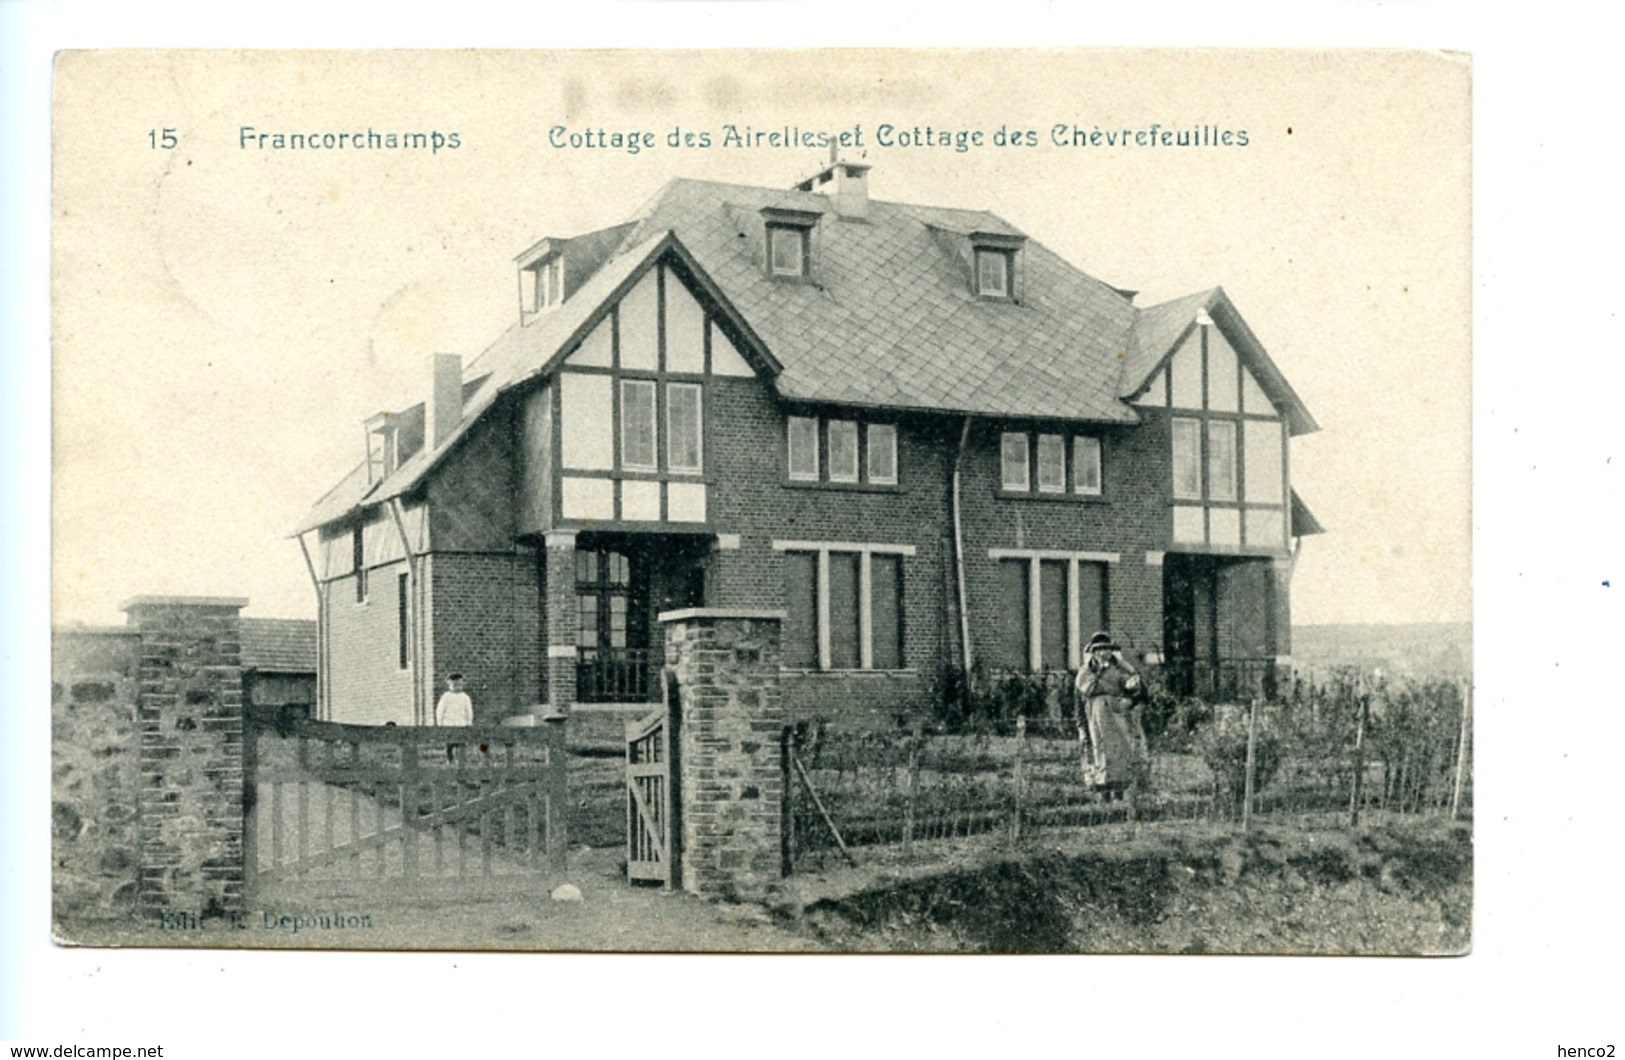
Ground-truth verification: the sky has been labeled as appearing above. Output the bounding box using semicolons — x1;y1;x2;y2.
49;49;1471;629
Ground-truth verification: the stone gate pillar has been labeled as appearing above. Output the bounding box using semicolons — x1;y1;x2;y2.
121;596;248;918
658;608;785;900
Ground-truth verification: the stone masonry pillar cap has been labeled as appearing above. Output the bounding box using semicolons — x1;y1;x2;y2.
658;608;788;624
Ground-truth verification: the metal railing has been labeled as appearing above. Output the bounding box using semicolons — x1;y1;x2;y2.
1162;657;1278;702
576;647;656;703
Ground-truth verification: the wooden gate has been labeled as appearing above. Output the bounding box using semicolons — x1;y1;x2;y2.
625;684;679;886
245;712;567;895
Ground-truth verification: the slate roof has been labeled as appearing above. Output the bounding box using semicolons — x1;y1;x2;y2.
617;179;1141;422
299;174;1317;533
241;618;317;673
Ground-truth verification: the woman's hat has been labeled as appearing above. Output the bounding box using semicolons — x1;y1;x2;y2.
1086;631;1118;652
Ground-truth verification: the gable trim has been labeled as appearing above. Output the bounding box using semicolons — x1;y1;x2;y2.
1129;289;1318;436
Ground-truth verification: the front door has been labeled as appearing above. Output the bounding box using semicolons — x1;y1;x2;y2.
1163;554;1216;697
576;548;651;703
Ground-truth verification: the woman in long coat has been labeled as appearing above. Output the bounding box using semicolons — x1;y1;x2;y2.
1076;632;1149;800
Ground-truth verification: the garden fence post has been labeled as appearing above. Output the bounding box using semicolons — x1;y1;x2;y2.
1242;698;1258;832
1451;678;1471;820
1349;684;1369;829
904;720;921;859
1011;716;1027;842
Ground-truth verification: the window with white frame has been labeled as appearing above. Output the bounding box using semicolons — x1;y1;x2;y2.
1073;436;1102;495
976;248;1011;298
989;550;1110;672
768;224;808;278
523;257;564;314
1035;434;1066;493
778;541;909;670
1000;433;1029;491
1172;418;1202;500
787;416;820;481
620;379;657;470
1207;420;1237;501
1002;429;1105;496
827;420;860;483
787;416;900;487
666;383;703;473
867;424;898;485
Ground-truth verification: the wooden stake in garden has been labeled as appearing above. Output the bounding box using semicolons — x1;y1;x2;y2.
1451;677;1472;820
1349;680;1370;829
1242;697;1259;832
903;719;922;859
1011;715;1027;842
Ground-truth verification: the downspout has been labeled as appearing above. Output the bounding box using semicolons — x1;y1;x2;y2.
387;499;423;726
951;415;975;674
295;532;326;720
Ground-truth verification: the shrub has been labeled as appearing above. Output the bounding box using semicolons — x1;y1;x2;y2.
1196;727;1283;801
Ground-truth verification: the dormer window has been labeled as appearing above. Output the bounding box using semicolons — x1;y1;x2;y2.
977;249;1011;298
761;206;821;282
969;230;1025;301
768;225;807;277
515;236;569;322
521;257;564;315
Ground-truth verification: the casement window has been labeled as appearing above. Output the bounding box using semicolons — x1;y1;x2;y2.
1073;436;1102;495
787;416;820;481
990;551;1110;672
866;424;898;486
666;383;703;473
620;380;658;470
1207;421;1238;501
827;420;860;483
538;258;563;308
1172;418;1203;500
787;416;900;487
777;542;911;670
970;234;1024;300
1002;429;1106;496
1035;434;1066;493
615;376;704;476
1163;322;1291;550
768;224;809;278
521;257;564;315
976;248;1011;298
1001;433;1030;491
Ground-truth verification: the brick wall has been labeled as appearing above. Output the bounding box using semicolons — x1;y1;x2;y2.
51;628;143;923
428;549;543;720
956;415;1174;662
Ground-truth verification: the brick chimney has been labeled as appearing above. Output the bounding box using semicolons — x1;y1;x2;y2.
794;155;872;220
427;353;463;449
831;161;871;220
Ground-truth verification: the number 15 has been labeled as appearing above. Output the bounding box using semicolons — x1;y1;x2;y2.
148;128;177;149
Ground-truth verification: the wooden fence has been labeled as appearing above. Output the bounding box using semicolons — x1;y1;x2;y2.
244;712;568;894
784;672;1472;871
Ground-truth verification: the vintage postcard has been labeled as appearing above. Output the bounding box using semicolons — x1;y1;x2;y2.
51;48;1471;954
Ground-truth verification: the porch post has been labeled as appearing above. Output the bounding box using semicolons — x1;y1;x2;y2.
542;530;578;712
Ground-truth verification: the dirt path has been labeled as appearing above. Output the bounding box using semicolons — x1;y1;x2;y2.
67;846;828;952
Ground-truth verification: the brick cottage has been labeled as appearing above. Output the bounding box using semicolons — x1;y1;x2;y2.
295;161;1321;727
